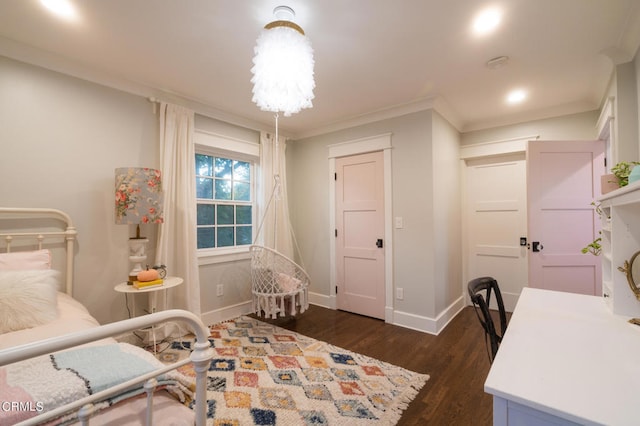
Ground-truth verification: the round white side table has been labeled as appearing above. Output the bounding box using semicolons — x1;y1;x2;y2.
114;276;183;315
114;276;183;350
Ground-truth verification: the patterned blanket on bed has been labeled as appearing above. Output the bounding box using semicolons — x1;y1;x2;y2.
0;342;194;425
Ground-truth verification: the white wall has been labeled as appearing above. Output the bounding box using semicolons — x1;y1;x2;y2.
0;55;158;325
636;48;640;156
615;61;639;162
596;51;640;165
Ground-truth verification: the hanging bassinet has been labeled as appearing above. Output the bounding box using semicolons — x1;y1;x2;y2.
250;245;310;319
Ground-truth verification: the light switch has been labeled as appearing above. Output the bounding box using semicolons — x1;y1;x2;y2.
395;217;403;229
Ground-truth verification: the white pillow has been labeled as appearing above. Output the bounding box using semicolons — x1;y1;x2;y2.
0;269;59;333
277;272;302;292
0;249;51;270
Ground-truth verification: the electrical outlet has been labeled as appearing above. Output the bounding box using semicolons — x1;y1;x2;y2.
216;284;224;297
396;287;404;300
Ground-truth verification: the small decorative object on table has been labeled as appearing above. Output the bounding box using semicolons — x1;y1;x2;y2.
152;264;167;278
132;266;163;289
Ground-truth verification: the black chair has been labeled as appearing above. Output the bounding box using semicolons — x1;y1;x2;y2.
468;277;508;364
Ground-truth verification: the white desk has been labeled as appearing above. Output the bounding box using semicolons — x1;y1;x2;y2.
485;287;640;426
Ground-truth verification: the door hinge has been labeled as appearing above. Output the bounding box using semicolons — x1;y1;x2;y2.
335;229;338;237
334;172;337;180
335;285;338;293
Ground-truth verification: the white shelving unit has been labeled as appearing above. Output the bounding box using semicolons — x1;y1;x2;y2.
598;180;640;317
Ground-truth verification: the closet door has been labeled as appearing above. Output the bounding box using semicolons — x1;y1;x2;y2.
335;151;385;319
465;153;527;312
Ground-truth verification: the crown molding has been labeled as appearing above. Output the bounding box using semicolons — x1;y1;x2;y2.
0;37;268;133
292;95;463;140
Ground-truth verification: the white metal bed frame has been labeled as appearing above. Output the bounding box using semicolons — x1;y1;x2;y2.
0;208;213;425
0;207;76;295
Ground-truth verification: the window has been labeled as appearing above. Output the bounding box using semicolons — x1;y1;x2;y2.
196;153;253;250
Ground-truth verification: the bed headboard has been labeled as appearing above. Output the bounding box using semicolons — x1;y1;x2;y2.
0;208;77;295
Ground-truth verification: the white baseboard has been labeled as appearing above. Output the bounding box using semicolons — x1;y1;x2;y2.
502;291;519;312
465;291;519;313
308;291;336;309
200;293;467;336
200;300;254;326
391;296;465;335
309;291;465;336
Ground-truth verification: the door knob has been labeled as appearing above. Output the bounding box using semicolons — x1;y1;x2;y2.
532;241;543;252
376;239;384;248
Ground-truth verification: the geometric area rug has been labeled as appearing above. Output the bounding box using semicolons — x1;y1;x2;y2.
156;316;430;425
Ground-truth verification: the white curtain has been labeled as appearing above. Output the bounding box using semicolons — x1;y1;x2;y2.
156;102;200;315
257;131;294;259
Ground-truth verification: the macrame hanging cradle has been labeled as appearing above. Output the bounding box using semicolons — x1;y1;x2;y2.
250;116;310;319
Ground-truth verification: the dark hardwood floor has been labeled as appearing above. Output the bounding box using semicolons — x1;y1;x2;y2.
252;304;494;425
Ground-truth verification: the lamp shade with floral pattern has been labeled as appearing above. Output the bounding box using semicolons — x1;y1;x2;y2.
115;167;164;226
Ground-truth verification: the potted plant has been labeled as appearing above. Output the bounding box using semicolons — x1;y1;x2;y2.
601;161;639;194
612;161;640;186
581;232;602;256
581;202;607;256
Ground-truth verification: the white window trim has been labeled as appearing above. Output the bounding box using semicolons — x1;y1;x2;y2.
194;130;259;159
194;130;259;263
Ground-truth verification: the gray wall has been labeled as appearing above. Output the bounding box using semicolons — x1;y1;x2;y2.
193;115;258;318
0;55;261;324
0;55;158;325
289;109;461;324
461;111;599;146
4;46;638;331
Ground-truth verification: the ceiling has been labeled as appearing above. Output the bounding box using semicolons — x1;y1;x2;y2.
0;0;639;138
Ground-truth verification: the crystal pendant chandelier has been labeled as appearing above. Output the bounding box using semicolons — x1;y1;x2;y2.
251;6;315;117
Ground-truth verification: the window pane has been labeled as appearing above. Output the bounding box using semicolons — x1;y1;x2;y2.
196;178;213;199
233;181;250;201
234;161;250;181
197;204;215;225
196;154;213;177
197;228;215;249
214;157;232;179
196;151;254;252
237;226;252;245
217;227;234;247
236;205;251;224
215;179;231;200
217;205;234;225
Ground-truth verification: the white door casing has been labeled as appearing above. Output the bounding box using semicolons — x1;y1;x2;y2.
328;134;393;322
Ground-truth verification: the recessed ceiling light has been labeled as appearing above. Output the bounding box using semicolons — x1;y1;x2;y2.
507;89;527;104
473;7;502;36
40;0;77;21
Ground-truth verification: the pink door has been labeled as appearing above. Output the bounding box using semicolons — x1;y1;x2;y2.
527;140;604;295
336;151;385;319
